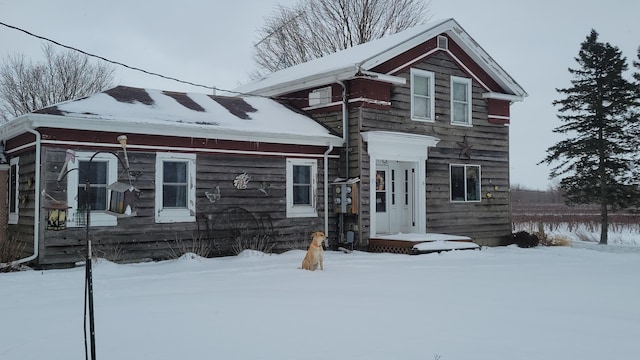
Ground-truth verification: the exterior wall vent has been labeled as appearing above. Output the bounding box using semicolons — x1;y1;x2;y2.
309;86;332;106
437;35;448;50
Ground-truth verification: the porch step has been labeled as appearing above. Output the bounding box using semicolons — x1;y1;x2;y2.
369;233;478;255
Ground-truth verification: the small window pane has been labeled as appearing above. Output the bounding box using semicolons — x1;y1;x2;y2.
163;162;187;182
163;161;188;208
414;76;430;96
293;165;311;205
453;102;468;123
413;97;429;118
79;161;108;184
163;184;187;207
293;165;310;184
466;166;480;201
9;164;17;212
453;82;467;101
293;185;311;205
78;161;108;210
450;166;465;201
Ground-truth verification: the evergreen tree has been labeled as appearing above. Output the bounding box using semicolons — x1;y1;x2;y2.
541;30;640;245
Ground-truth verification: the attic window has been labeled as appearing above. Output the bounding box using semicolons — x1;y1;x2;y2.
437;35;448;50
309;87;332;107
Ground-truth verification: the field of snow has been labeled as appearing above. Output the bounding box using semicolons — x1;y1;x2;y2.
2;242;640;360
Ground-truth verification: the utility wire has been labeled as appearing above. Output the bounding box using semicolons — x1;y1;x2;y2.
0;20;339;102
0;20;229;93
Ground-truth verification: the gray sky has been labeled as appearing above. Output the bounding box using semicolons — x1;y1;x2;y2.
2;0;639;190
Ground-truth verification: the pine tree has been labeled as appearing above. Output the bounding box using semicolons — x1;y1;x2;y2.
541;30;640;245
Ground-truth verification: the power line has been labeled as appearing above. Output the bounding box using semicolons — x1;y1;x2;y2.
0;20;223;92
0;20;328;102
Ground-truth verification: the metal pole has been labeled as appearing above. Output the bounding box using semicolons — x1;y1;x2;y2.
86;176;96;360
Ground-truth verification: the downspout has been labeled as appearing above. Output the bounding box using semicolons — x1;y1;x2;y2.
337;80;349;244
337;80;349;179
11;126;41;266
323;143;334;239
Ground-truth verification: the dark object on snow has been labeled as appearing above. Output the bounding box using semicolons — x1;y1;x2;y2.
501;231;539;248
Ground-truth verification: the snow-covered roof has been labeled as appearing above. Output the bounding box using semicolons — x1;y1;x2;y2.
234;18;527;99
2;86;343;147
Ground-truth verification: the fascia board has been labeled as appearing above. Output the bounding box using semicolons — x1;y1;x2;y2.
360;19;453;70
239;66;360;97
361;18;528;99
9;113;344;148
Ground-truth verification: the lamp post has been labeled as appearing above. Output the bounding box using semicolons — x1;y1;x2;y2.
58;135;133;360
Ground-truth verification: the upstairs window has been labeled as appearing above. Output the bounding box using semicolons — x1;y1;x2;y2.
155;153;196;223
286;158;317;218
411;68;435;121
450;164;481;202
8;157;19;224
451;76;472;126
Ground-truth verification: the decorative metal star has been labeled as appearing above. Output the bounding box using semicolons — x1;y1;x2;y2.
457;136;472;160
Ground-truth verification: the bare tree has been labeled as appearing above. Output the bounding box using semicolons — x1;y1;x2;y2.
0;43;115;121
252;0;431;75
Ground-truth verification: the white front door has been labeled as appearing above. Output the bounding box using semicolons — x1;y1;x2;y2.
376;160;417;234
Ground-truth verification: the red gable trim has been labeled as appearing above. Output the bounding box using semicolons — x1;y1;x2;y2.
371;35;508;94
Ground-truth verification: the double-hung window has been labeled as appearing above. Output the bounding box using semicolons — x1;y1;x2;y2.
8;157;19;224
67;152;117;227
411;68;435;121
450;164;481;202
155;153;196;223
286;158;317;218
451;76;472;126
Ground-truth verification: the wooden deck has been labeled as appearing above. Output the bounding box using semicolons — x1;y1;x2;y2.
369;233;478;255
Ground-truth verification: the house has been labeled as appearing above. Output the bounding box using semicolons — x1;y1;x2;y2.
0;86;343;268
236;17;527;251
1;18;526;267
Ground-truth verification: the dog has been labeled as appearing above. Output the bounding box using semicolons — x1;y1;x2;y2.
300;231;326;271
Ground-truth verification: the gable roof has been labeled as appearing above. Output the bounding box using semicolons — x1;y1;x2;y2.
1;86;342;147
234;18;527;100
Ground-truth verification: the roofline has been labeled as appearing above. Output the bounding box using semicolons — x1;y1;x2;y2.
238;18;527;99
1;113;344;148
482;92;525;102
240;66;360;98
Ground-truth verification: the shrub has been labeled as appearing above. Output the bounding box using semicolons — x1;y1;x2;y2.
166;235;213;259
0;234;27;272
232;234;275;255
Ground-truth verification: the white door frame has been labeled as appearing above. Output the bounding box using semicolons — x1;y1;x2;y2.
361;131;440;237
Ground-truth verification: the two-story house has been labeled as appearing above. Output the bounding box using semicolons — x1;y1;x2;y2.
236;18;527;250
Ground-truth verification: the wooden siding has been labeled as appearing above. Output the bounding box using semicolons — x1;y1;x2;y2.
6;151;37;260
361;51;511;245
303;52;513;247
36;147;339;266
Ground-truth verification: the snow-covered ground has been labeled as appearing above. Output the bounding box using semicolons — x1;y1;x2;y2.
2;241;640;360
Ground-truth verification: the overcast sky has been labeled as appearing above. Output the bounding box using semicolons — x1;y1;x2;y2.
2;0;639;190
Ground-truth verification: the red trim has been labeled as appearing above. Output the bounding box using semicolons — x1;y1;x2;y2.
28;128;337;156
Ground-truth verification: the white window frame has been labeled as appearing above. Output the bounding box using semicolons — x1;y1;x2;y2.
8;157;19;224
451;76;473;126
410;68;435;122
450;164;481;203
286;158;318;218
155;152;196;223
66;152;118;227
